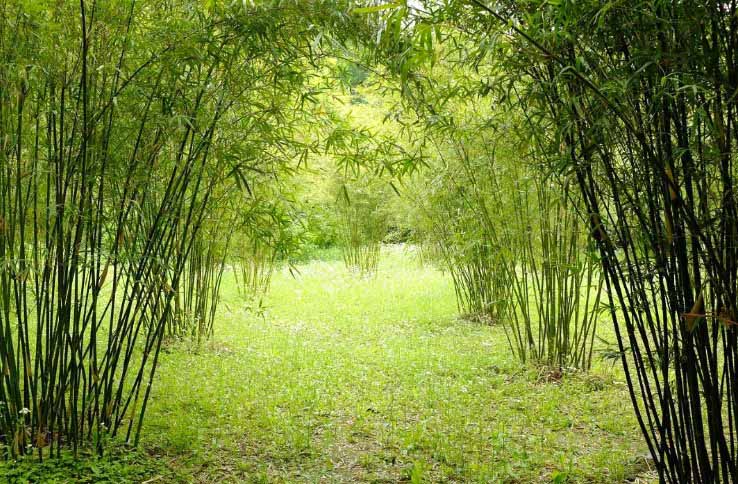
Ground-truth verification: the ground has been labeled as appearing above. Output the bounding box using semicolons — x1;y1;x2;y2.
2;247;654;483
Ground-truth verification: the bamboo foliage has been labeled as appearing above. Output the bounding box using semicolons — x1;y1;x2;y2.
394;78;602;359
338;212;383;274
232;206;288;298
422;194;510;322
229;192;302;298
236;239;277;297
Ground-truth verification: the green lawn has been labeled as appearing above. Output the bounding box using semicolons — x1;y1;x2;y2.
2;246;653;483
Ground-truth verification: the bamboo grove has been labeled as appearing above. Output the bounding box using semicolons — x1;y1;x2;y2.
433;0;738;481
0;0;373;459
7;0;738;482
362;0;738;480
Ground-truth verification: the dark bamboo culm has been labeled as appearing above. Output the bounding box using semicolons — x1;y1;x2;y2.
472;0;738;481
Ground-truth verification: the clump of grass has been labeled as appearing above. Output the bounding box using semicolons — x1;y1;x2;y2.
0;444;176;483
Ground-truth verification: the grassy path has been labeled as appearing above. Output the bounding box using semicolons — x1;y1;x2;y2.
141;247;650;483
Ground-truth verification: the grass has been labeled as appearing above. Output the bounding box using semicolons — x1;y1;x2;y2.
1;245;653;483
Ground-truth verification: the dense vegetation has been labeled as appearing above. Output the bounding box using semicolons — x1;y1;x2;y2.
1;0;737;482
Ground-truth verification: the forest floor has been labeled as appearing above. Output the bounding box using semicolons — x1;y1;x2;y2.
3;246;654;483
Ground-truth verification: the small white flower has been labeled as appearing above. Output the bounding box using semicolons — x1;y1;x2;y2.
19;408;31;415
